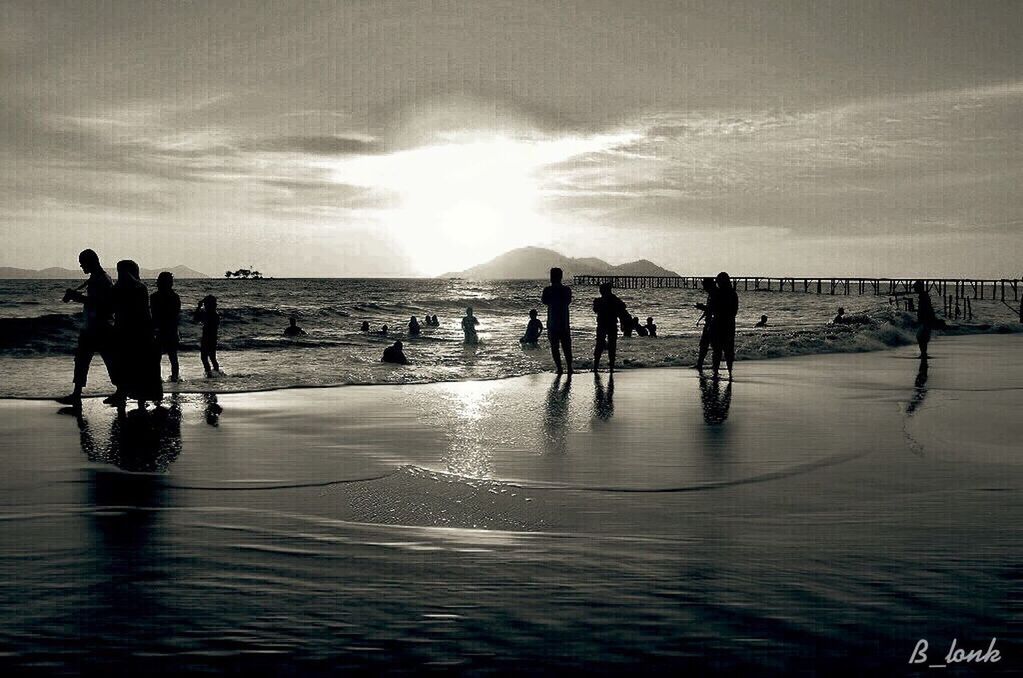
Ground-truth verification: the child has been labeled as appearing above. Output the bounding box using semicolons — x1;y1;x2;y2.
645;316;657;337
520;308;544;345
194;295;222;377
461;307;480;344
150;271;181;382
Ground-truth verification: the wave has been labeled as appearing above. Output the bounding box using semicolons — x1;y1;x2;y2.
0;313;82;355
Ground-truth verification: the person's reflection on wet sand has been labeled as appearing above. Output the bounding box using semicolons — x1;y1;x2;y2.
699;374;732;425
201;393;223;426
64;396;183;472
543;374;572;453
593;373;614;421
906;356;929;416
59;398;184;644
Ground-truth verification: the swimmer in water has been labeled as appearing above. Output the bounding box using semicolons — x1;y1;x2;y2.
381;340;409;365
461;307;480;344
283;315;307;337
520;309;544;345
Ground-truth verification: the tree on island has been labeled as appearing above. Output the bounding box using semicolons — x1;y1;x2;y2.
224;267;264;280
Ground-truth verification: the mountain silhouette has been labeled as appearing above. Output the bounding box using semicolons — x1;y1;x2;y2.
439;247;680;280
0;265;210;279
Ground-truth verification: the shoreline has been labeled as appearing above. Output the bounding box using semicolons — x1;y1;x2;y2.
2;322;1019;400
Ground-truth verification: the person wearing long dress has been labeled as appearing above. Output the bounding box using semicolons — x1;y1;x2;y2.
711;271;739;379
112;260;163;408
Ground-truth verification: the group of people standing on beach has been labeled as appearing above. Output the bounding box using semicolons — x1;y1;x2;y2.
380;267;736;376
57;249;222;410
587;269;737;377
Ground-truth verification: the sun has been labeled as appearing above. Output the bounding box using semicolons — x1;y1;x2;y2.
382;138;549;274
321;129;640;275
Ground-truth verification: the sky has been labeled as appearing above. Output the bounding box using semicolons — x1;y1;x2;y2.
1;0;1020;278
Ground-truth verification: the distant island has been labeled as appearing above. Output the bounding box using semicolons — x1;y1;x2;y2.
439;246;680;280
0;265;210;279
224;267;264;280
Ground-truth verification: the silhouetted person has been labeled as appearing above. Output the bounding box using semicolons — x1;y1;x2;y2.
461;306;479;344
755;314;768;328
520;308;544;345
408;316;422;337
382;340;408;364
541;267;573;374
620;311;634;337
593;373;614;421
645;317;657;337
699;373;732;425
694;277;716;370
634;316;649;337
592;282;626;373
913;280;945;358
194;295;221;377
150;272;181;382
711;272;739;378
111;260;163;409
283;315;306;337
431;314;439;327
378;324;388;336
57;249;116;405
360;321;371;332
833;307;847;324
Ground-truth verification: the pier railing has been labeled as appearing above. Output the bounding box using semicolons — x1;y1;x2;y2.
572;275;1022;301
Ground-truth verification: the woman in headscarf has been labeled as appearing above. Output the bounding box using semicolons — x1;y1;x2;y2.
111;260;163;409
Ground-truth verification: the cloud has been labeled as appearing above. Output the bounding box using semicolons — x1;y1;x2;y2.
244;135;383;156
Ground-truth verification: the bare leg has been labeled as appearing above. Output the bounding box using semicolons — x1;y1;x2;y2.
168;349;179;381
201;349;213;377
550;341;563;374
210;348;220;372
562;334;574;375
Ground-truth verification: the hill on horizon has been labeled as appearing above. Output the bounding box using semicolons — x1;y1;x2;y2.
439;247;680;280
0;265;210;279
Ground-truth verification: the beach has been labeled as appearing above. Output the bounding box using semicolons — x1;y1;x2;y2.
0;333;1019;673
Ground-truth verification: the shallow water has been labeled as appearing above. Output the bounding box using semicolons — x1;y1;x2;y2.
1;278;1019;398
0;336;1020;673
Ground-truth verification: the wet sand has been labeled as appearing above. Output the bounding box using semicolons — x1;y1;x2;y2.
0;334;1020;674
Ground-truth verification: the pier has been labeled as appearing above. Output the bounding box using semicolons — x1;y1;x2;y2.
572;275;1022;301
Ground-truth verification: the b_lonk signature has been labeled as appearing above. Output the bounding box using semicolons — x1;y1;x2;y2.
909;638;1001;668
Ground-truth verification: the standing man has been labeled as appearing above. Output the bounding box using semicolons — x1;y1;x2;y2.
151;271;182;382
57;249;116;405
592;282;626;373
541;267;573;375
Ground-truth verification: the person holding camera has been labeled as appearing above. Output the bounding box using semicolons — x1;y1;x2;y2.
56;249;117;406
693;277;716;371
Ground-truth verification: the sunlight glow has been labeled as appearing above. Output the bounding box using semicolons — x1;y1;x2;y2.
320;131;639;275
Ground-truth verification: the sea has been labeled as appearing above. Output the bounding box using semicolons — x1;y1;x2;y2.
0;277;1018;398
